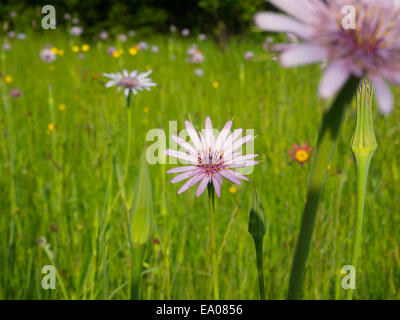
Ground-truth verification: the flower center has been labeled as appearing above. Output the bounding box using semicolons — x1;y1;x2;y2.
196;149;227;176
315;2;400;72
118;77;140;89
295;150;309;163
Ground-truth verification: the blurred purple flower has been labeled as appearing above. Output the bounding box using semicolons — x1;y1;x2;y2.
2;43;11;51
40;48;56;63
138;41;149;50
99;31;108;40
255;0;400;114
107;46;117;56
10;88;21;98
244;51;255;61
198;34;207;41
118;34;127;42
70;26;83;36
194;68;204;77
181;28;190;37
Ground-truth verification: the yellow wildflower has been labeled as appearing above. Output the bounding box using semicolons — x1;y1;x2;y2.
212;81;220;88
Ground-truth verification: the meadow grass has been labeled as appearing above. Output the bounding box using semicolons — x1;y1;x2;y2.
1;30;400;299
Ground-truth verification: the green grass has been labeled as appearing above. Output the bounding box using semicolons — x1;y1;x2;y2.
1;30;400;300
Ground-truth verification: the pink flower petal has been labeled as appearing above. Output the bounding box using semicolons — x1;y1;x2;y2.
167;166;197;174
170;171;196;183
229;170;250;182
212;177;221;198
254;13;313;39
318;62;350;99
171;135;196;155
220;171;242;185
185;120;202;149
164;150;196;163
280;44;327;67
269;0;315;23
214;172;223;185
215;121;232;149
196;176;210;197
371;77;393;115
178;174;204;194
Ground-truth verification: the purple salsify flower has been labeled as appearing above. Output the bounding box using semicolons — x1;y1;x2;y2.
99;31;108;40
10;88;21;98
138;41;149;50
103;69;157;97
2;43;11;51
40;48;56;63
187;51;204;64
181;28;190;37
244;51;255;61
194;68;204;77
254;0;400;114
164;117;258;198
198;34;207;41
118;34;127;42
107;46;117;56
70;26;83;36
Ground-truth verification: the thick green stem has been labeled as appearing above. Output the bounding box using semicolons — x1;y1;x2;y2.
347;81;376;300
288;77;360;300
254;237;266;300
130;245;145;300
208;184;219;300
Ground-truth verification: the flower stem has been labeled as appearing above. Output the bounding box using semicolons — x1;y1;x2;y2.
347;81;377;300
288;77;360;300
208;184;219;300
130;245;145;300
254;237;266;300
124;92;132;177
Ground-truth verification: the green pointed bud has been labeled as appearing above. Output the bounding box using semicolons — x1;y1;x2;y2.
248;188;267;300
351;80;377;157
130;146;153;247
347;79;378;300
248;189;266;239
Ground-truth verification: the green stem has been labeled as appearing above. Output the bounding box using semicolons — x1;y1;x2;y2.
347;81;376;300
208;184;219;300
254;237;266;300
288;77;360;299
130;245;145;300
124;92;132;177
